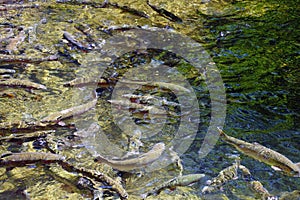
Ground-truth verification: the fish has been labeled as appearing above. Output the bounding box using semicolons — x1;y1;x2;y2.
63;77;108;87
122;94;156;102
119;79;190;93
122;93;180;107
146;0;183;23
217;127;300;177
43;167;84;195
0;130;55;142
0;54;58;64
249;180;272;199
209;161;239;187
74;23;93;36
109;2;149;18
202;161;239;194
60;163;128;199
0;152;65;167
0;68;16;74
41;96;97;123
279;190;300;200
63;31;92;51
239;164;252;178
58;0;148;19
0;78;47;90
0;3;39;12
144;173;205;198
102;25;142;35
6;30;26;53
94;142;165;171
127;130;143;155
108;99;176;116
0;120;50;132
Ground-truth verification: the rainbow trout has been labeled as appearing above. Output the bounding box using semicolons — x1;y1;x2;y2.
95;143;165;171
0;120;49;131
63;31;92;51
0;78;47;90
122;94;180;107
109;99;178;117
109;99;167;115
63;77;107;87
0;68;15;74
0;152;65;167
0;54;58;64
146;0;183;23
144;173;205;198
202;161;239;194
41;96;97;123
209;161;239;187
250;180;272;199
119;79;190;93
217;127;300;177
0;130;55;142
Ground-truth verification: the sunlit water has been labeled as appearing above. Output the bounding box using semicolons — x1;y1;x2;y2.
0;0;299;199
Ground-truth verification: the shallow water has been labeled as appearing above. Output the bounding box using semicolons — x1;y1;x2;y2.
0;0;299;199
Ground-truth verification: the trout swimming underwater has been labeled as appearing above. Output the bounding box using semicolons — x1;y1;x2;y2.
217;127;300;177
94;142;165;172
